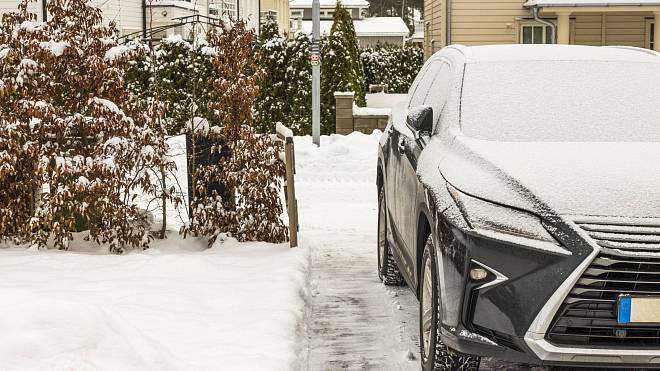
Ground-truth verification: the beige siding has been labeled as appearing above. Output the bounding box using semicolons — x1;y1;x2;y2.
424;0;443;58
423;0;655;57
451;0;527;46
572;12;649;47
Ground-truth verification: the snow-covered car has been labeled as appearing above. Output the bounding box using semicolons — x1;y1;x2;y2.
376;44;660;370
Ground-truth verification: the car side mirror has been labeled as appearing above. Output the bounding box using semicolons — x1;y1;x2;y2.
406;105;433;144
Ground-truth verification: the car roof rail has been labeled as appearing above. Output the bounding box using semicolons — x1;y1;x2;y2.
446;44;472;58
603;45;660;57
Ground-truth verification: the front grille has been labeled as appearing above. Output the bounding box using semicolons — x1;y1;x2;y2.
546;219;660;347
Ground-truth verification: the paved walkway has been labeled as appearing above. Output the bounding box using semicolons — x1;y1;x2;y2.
293;134;548;371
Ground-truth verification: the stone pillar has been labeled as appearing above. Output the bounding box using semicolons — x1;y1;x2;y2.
654;12;660;52
557;12;571;44
334;92;355;135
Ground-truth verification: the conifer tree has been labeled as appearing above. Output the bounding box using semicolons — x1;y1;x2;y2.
284;31;312;135
254;17;288;134
321;1;366;134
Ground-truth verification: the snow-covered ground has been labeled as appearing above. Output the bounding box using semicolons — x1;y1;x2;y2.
294;132;422;370
0;136;309;371
0;130;532;371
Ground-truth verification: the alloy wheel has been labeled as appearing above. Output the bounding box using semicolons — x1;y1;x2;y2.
421;255;434;360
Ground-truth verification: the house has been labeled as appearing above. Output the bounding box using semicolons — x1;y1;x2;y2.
424;0;660;58
0;0;261;38
261;0;290;35
290;0;410;46
210;0;260;34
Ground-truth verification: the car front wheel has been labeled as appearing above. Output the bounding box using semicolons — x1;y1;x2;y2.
420;236;480;371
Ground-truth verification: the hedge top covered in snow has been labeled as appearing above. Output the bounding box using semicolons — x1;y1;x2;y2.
301;17;409;37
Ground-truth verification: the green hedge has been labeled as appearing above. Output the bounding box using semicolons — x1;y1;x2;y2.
361;45;423;94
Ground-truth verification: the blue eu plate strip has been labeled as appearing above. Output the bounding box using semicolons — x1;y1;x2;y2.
618;296;632;324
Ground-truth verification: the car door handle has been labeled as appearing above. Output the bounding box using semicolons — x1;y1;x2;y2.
397;138;406;154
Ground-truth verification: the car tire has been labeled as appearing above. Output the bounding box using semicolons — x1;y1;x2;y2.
377;188;405;286
420;236;480;371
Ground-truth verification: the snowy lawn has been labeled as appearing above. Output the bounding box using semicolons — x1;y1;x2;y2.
0;136;309;371
0;130;388;371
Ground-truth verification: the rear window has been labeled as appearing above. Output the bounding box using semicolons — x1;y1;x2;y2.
460;60;660;142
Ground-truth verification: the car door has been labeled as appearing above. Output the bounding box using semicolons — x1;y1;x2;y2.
388;61;443;280
397;61;454;282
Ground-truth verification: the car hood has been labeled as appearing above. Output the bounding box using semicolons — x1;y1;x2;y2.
436;136;660;218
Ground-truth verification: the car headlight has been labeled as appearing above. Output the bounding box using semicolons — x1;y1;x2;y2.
447;185;565;251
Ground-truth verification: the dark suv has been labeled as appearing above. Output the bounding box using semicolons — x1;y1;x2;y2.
376;44;660;370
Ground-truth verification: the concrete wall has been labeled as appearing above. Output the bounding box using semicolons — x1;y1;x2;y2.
335;92;389;135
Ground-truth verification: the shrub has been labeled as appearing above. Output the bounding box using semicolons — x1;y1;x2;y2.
361;44;423;93
0;0;175;252
321;2;366;134
181;19;288;245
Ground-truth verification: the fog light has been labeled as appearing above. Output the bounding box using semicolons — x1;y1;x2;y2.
469;267;488;281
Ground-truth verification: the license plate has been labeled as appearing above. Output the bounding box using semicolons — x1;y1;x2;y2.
618;296;660;324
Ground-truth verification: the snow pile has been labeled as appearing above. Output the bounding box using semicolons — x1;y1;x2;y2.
353;104;391;117
39;40;69;56
0;236;308;370
0;133;309;370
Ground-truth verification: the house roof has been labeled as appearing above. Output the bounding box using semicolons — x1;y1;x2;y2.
300;17;409;37
289;0;370;8
456;44;660;63
524;0;660;6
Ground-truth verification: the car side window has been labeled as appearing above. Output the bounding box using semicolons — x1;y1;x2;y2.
424;62;452;127
409;61;442;108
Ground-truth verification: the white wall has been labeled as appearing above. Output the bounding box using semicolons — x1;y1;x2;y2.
238;0;259;34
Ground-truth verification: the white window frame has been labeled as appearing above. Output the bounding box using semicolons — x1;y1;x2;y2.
646;19;655;50
519;22;554;44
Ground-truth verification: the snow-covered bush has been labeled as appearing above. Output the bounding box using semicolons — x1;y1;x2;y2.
254;21;312;135
125;34;218;135
254;18;288;134
0;0;175;252
321;2;366;134
361;44;423;93
181;19;288;245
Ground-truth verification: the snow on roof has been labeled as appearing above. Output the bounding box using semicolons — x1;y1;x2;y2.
525;0;660;6
460;44;660;63
290;0;369;8
300;17;409;37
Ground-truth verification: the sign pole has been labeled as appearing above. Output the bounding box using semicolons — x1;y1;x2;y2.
311;0;321;147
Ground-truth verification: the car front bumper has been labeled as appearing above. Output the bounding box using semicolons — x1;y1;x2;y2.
437;214;660;368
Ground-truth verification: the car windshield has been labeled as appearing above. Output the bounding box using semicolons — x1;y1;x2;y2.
460;60;660;142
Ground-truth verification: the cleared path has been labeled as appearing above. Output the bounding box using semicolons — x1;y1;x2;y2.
294;133;550;371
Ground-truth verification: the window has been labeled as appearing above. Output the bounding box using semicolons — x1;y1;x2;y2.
424;63;452;127
648;21;655;50
409;61;442;108
290;10;303;18
520;24;553;44
461;60;660;142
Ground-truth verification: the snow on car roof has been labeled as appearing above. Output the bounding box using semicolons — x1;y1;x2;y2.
525;0;660;6
458;44;660;63
290;0;369;8
300;17;409;36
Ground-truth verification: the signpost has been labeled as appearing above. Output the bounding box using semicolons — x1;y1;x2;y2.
311;0;321;146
